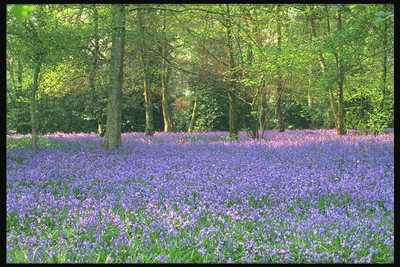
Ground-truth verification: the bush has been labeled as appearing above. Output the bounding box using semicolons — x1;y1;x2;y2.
6;136;60;150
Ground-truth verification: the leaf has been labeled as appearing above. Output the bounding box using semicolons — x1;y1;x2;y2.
373;11;393;24
9;5;35;22
330;4;342;11
349;4;367;10
375;11;387;17
66;4;81;9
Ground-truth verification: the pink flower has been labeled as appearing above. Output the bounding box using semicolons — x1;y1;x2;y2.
182;139;186;144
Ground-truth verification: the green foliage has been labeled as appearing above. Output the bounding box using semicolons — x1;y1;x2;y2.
243;111;260;140
282;100;315;130
8;5;35;22
5;4;394;135
364;110;391;135
220;133;241;141
193;89;229;132
373;11;394;23
6;136;60;150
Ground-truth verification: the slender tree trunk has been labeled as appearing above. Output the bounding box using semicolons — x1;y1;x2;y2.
334;9;346;135
246;16;267;136
6;58;19;132
161;49;174;132
98;122;105;136
275;91;284;132
225;4;239;138
307;67;313;108
380;10;388;111
17;60;23;90
228;89;239;137
30;63;41;148
159;20;175;132
259;87;266;134
188;96;199;132
260;85;271;139
308;4;338;129
143;78;154;136
275;5;284;132
325;5;340;130
104;4;125;148
244;35;258;139
336;75;346;135
137;10;154;136
161;74;172;132
89;5;103;136
96;112;105;136
89;5;99;93
250;98;259;139
25;20;43;147
15;61;24;133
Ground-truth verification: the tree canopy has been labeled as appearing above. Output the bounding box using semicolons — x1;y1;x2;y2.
6;4;394;146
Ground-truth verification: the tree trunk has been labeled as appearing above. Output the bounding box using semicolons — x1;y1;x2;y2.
228;90;239;137
188;96;199;132
308;4;338;129
161;74;172;132
6;58;21;132
259;86;267;136
225;4;239;138
30;63;41;148
96;112;106;136
334;9;346;135
380;8;388;111
275;5;284;132
98;122;105;136
160;21;175;132
89;5;99;92
245;10;266;137
17;60;23;90
250;101;259;139
137;10;154;136
89;5;103;136
336;75;346;135
275;89;284;132
307;66;313;108
104;4;125;148
143;77;154;136
161;57;174;132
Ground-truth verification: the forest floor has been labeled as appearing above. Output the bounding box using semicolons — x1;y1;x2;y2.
6;130;394;263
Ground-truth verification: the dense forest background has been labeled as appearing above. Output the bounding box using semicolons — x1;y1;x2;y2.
6;4;394;142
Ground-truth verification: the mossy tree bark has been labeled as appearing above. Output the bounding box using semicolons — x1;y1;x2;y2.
104;4;126;148
334;9;346;135
225;4;239;138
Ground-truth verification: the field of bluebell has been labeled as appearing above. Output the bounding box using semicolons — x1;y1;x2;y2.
6;130;394;263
